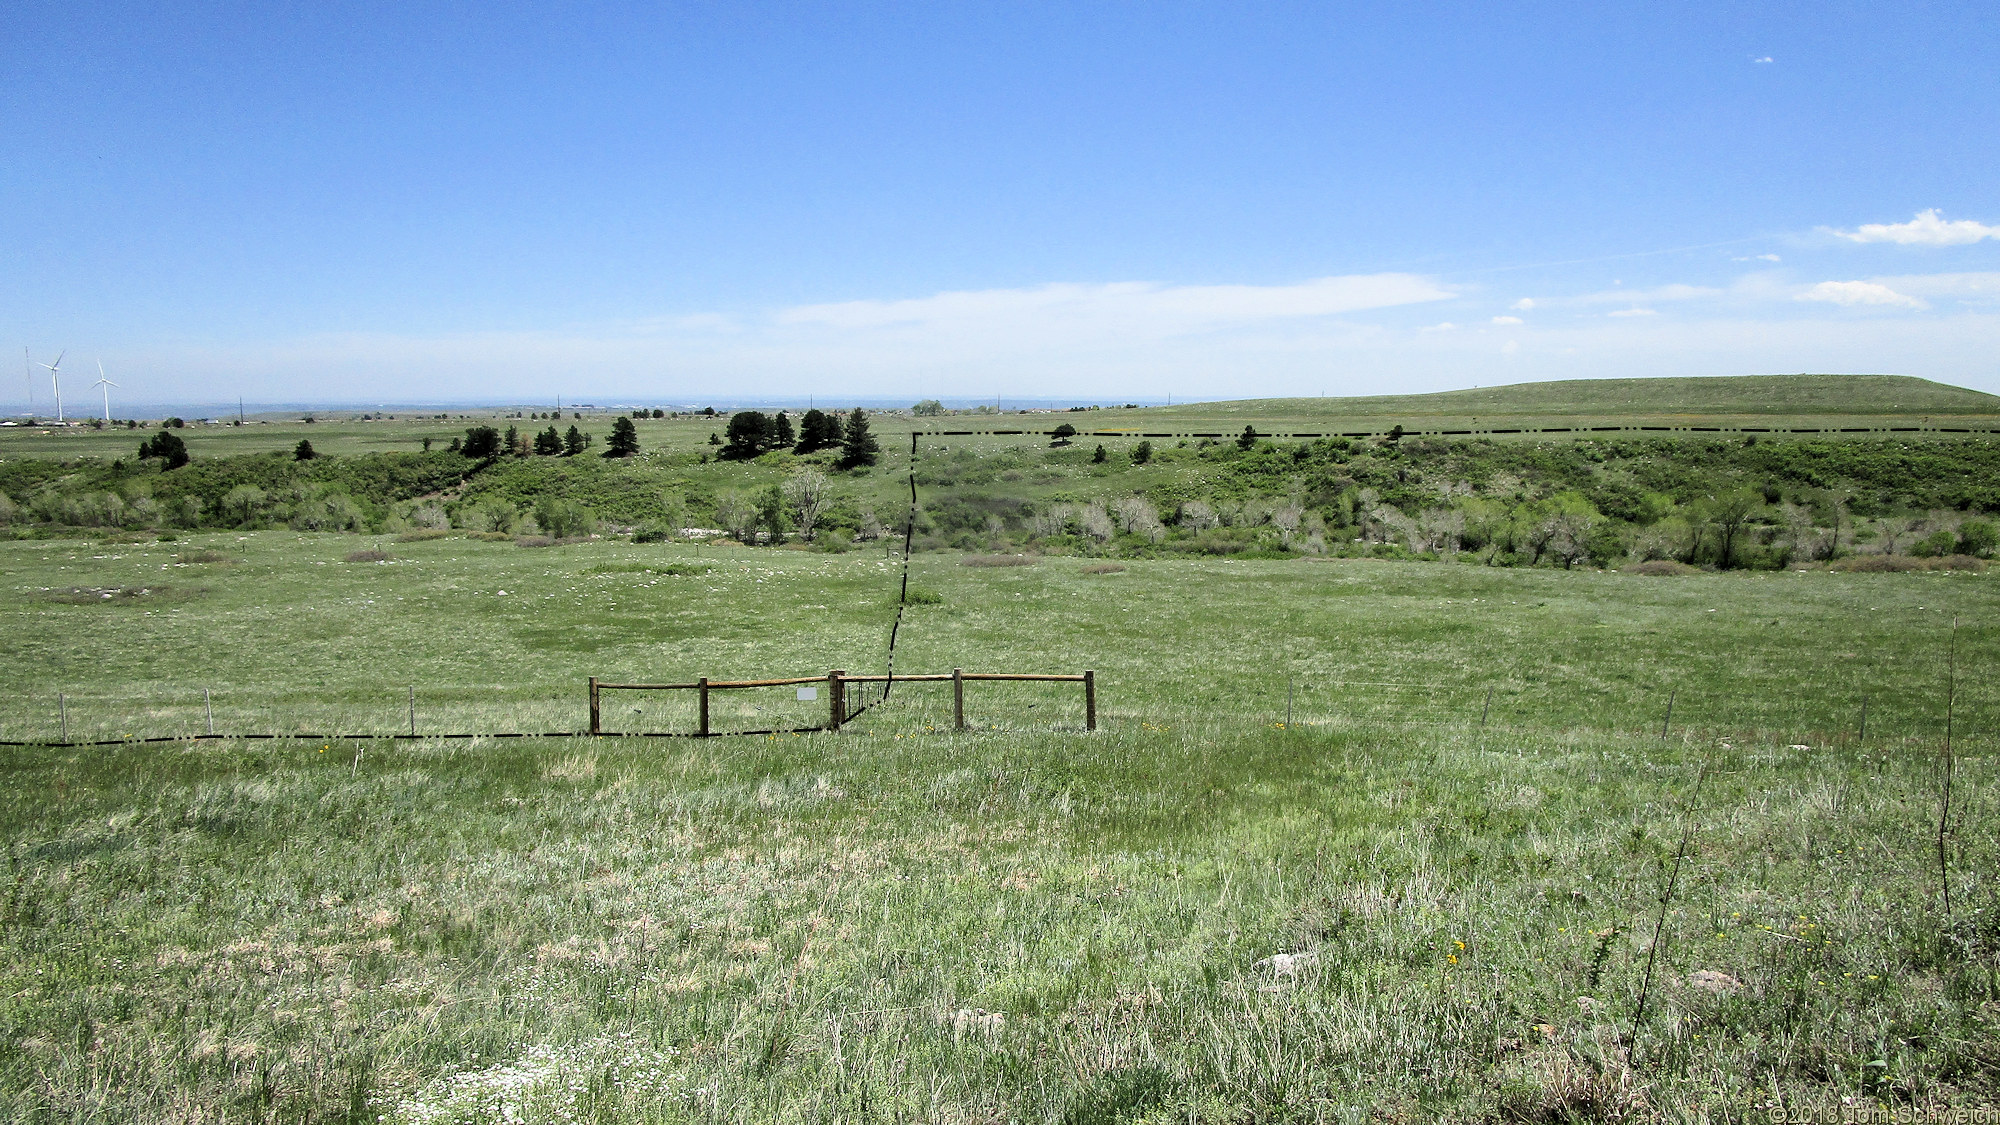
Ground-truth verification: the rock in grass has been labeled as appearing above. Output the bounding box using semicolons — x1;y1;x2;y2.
1254;950;1319;977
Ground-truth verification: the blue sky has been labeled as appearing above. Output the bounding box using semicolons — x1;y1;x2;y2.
5;2;1998;407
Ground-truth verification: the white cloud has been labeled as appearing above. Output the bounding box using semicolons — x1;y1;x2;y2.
779;274;1453;333
1420;322;1457;333
1796;280;1928;309
1867;272;2000;302
1732;253;1781;263
1491;315;1523;325
1608;308;1658;318
1829;209;2000;247
1575;283;1722;307
1752;56;1773;63
1510;298;1535;311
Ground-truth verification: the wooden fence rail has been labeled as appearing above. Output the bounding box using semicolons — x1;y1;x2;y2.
589;669;1095;736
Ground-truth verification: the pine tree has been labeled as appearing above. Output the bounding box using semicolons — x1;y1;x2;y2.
607;416;640;457
794;408;840;454
837;408;880;469
294;439;317;461
771;411;795;448
533;426;562;455
563;426;586;456
721;411;772;460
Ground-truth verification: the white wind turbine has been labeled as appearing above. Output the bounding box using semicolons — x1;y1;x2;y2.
92;361;119;422
38;351;65;422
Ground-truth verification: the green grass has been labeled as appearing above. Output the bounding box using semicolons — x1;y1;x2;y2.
0;534;1995;1120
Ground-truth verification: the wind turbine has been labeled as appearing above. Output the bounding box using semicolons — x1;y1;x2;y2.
38;351;64;422
92;361;119;423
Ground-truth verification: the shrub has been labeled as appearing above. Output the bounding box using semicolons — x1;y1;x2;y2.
1911;529;1958;558
1081;563;1127;574
534;497;595;539
176;549;232;564
903;586;945;605
395;529;453;542
514;535;557;548
962;554;1037;567
631;521;675;543
345;548;393;562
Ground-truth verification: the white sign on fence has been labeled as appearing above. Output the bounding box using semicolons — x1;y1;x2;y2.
797;686;817;702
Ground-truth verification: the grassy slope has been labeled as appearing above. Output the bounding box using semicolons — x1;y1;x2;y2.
0;534;1996;1119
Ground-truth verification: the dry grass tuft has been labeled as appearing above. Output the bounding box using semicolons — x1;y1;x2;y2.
962;554;1038;567
345;549;395;563
1626;559;1700;576
175;549;233;565
1081;563;1127;574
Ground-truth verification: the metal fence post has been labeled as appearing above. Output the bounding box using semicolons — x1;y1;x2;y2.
589;677;601;736
1660;690;1675;739
953;668;965;730
205;688;214;736
698;678;710;737
409;686;416;736
59;692;67;743
829;670;846;731
1084;670;1096;732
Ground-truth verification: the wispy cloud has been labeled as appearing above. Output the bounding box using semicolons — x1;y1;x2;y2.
1607;307;1658;318
779;274;1453;333
1827;209;2000;247
1796;280;1928;309
1490;315;1523;325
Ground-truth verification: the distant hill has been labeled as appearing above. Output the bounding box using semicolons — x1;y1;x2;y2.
1122;375;2000;430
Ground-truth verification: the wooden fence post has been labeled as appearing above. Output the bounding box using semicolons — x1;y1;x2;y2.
953;668;965;731
698;677;710;737
589;677;601;735
1084;670;1096;732
205;688;214;736
829;670;846;731
1660;690;1675;739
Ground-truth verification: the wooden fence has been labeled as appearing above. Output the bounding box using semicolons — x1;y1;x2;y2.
588;669;1095;736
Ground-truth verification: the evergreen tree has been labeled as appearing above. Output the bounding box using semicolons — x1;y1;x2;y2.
1092;444;1107;463
606;416;640;457
460;426;501;458
771;411;795;448
721;411;772;460
1132;440;1152;465
533;426;563;455
294;439;317;461
836;408;880;469
504;425;526;456
563;425;586;455
138;429;190;470
1236;425;1259;451
794;408;841;453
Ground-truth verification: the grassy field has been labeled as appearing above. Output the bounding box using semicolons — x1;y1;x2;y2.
6;374;2000;466
1;532;1996;1121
